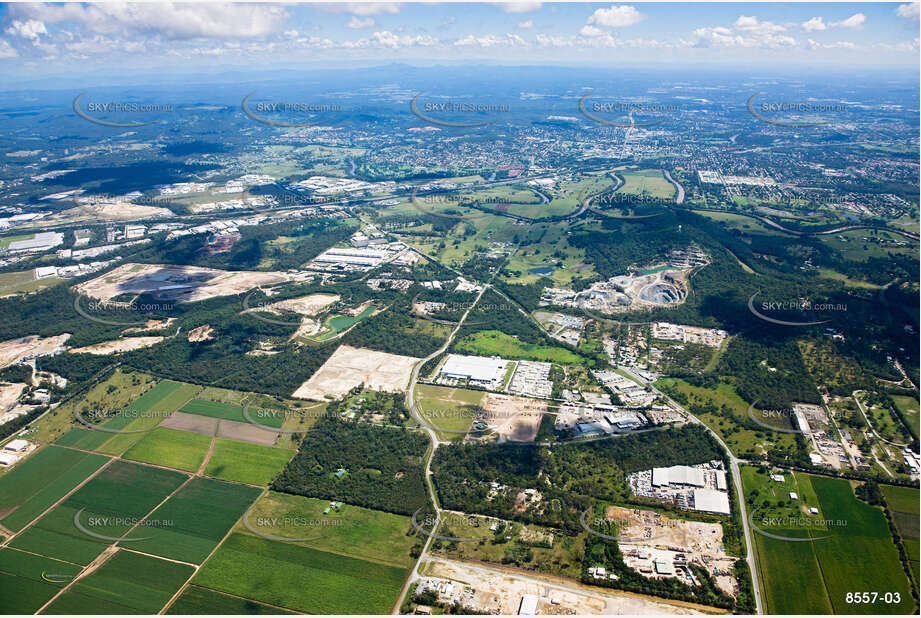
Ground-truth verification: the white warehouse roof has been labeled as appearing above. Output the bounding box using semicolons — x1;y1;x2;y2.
692;489;730;515
652;465;706;488
440;354;506;383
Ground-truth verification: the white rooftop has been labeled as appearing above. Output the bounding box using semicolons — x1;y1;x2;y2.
440;354;506;383
652;465;706;488
692;488;730;515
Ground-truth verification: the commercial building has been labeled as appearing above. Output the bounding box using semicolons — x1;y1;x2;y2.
7;232;64;254
692;488;731;515
439;354;507;386
652;465;706;488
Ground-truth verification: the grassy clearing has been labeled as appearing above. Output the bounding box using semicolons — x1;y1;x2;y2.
10;461;187;566
891;395;920;437
192;532;408;614
616;169;675;199
0;446;109;532
242;492;417;568
166;586;293;614
41;549;195;614
123;427;212;472
0;269;62;295
203;439;294;487
454;330;581;363
119;477;260;564
180;398;242;420
413;384;483;442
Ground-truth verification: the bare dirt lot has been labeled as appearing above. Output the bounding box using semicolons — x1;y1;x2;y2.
424;557;705;615
291;344;419;400
36;202;173;227
0;382;26;411
604;505;738;596
217;418;279;446
259;293;339;316
160;411;219;436
69;336;164;355
77;263;291;303
481;393;546;442
0;334;71;368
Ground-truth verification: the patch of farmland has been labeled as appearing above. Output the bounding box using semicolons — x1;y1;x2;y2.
191;532;409;614
204;439;295;487
119;477;260;564
0;548;82;614
122;427;213;472
166;586;293;614
291;344;419;400
41;549;194;614
9;461;187;565
243;491;417;568
179;398;242;419
0;446;109;532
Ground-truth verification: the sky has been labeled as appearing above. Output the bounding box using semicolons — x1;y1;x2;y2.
0;2;918;81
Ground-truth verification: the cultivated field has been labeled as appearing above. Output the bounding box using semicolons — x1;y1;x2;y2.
41;549;194;614
122;427;213;472
166;586;292;614
119;477;260;564
0;446;108;532
0;548;82;614
10;461;187;565
292;344;419;400
203;439;294;486
881;484;920;583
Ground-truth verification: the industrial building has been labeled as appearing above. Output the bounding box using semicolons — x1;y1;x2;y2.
692;488;731;515
652;465;707;488
439;354;508;387
6;232;64;254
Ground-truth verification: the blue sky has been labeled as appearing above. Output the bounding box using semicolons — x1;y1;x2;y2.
0;2;918;79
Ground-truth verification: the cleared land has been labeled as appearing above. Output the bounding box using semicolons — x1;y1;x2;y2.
481;393;546;442
0;270;62;296
76;262;292;303
10;461;187;566
0;446;109;532
454;330;581;363
616;169;676;199
41;549;195;614
122;427;213;472
192;532;409;614
68;336;164;355
414;384;484;442
891;395;920;437
292;344;419;400
0;334;70;368
119;477;261;564
203;439;294;486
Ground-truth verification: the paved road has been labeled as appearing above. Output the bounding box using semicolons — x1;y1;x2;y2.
630;368;764;614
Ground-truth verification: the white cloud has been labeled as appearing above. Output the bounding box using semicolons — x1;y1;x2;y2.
693;23;795;48
586;5;644;28
518;20;533;29
733;15;785;33
897;3;920;19
498;2;542;14
832;13;866;28
346;16;375;29
335;3;401;16
5;19;47;40
0;39;19;58
806;38;856;50
370;30;436;48
9;3;289;39
454;33;526;47
801;17;827;32
579;25;605;37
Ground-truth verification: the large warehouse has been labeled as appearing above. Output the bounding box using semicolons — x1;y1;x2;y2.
439;354;508;386
652;465;706;488
692;488;731;515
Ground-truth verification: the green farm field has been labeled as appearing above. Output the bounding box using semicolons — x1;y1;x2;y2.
242;492;417;568
166;586;293;614
615;169;675;199
743;467;914;614
0;548;82;614
881;484;920;582
454;330;581;363
10;461;187;566
192;532;408;614
891;395;920;437
179;397;286;428
119;477;261;564
203;439;294;486
122;427;213;472
41;549;194;614
0;446;109;532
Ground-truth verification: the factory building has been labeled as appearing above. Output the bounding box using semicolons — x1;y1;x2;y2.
439;354;507;386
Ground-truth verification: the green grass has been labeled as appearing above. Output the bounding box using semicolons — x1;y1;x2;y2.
166;586;293;614
454;330;582;363
413;384;484;442
203;439;294;487
615;169;675;199
0;446;109;532
309;306;375;342
10;461;187;566
891;395;920;437
41;549;195;614
192;532;408;614
0;548;82;614
123;427;213;473
881;485;920;585
180;398;242;420
743;467;915;614
119;477;261;564
0;269;62;295
243;492;417;568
